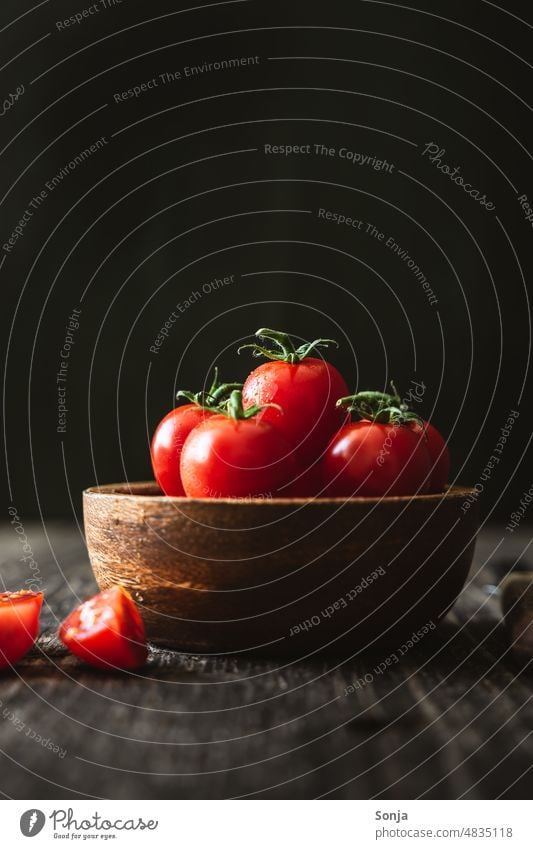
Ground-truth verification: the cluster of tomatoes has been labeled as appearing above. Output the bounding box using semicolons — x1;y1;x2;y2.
151;328;450;500
0;585;147;672
1;330;449;674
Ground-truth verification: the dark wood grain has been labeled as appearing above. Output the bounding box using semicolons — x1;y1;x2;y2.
1;522;532;799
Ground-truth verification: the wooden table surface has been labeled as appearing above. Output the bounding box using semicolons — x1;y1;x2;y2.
1;522;532;800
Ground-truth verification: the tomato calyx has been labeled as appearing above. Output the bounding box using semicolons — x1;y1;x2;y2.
238;328;339;365
176;366;242;411
216;389;283;420
337;383;424;428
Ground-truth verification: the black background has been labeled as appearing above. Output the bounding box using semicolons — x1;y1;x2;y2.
1;0;532;520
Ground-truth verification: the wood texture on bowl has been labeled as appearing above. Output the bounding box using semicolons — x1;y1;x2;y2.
83;483;479;656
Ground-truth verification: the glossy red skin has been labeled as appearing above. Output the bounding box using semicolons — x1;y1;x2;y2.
180;415;297;498
0;591;43;669
411;420;450;492
59;586;147;670
242;358;349;464
151;404;214;496
322;420;433;497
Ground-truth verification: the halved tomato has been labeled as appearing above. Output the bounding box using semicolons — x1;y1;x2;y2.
59;586;147;670
0;590;43;669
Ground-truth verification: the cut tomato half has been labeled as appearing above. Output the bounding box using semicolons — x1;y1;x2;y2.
59;586;147;670
0;590;43;669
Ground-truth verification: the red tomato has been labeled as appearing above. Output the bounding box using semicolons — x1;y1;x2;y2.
411;420;450;492
322;421;432;497
240;329;349;464
151;404;212;496
151;370;242;496
0;590;43;669
180;393;297;499
59;586;147;670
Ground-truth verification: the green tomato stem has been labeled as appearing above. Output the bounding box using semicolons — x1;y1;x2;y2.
222;389;283;421
337;386;424;428
238;328;339;364
176;368;243;411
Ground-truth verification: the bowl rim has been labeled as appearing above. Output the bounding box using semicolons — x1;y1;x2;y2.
83;481;476;506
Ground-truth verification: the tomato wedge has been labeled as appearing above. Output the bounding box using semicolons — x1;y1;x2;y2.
59;586;147;670
0;590;43;669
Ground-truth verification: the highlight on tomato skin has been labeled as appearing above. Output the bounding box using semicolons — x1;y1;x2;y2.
0;590;44;670
59;585;148;671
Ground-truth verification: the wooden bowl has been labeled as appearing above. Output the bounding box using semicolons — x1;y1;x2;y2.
83;483;479;656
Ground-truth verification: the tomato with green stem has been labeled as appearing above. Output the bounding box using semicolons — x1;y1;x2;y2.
366;383;450;492
151;368;242;496
240;328;349;469
180;389;297;498
322;390;433;497
0;590;43;669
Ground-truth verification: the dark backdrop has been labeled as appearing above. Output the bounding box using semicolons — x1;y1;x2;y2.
1;0;532;521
